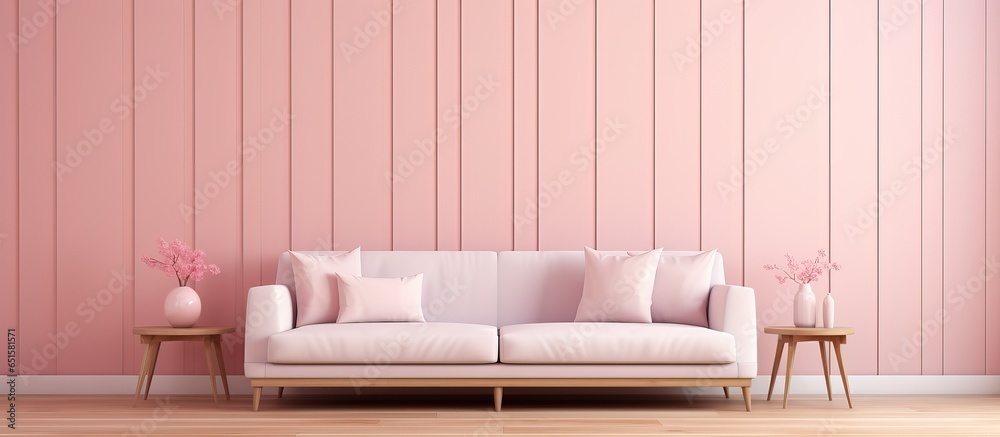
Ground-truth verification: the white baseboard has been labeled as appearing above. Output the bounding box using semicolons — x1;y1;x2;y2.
748;375;1000;396
12;374;1000;396
13;375;254;395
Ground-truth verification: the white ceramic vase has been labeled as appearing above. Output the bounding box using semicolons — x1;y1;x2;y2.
822;292;835;328
164;286;201;328
793;283;816;328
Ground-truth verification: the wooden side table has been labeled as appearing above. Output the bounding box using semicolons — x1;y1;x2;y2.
133;326;235;406
764;326;855;409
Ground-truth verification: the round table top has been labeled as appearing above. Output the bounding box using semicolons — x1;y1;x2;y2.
764;326;855;336
133;326;235;336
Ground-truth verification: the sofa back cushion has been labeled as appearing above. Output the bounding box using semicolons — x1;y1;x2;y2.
497;251;725;326
276;251;498;326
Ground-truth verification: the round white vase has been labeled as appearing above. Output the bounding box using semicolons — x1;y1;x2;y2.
164;286;201;328
793;283;816;328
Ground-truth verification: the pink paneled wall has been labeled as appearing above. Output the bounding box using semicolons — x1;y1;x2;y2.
2;0;999;377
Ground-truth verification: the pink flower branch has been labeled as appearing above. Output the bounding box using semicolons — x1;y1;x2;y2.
764;249;841;287
141;238;221;287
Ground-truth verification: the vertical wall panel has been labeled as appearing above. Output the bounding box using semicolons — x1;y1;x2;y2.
183;1;196;256
700;0;743;284
55;0;124;374
537;0;596;250
877;0;923;375
134;0;188;374
987;0;1000;375
241;1;260;282
231;0;246;376
333;0;392;250
242;0;263;374
921;0;945;375
460;0;514;250
436;0;461;250
392;0;437;250
745;0;829;375
16;0;57;376
944;0;987;375
120;0;136;376
831;0;879;375
513;0;538;251
654;0;701;251
291;0;334;250
596;0;653;250
193;0;240;372
259;0;291;288
1;0;17;354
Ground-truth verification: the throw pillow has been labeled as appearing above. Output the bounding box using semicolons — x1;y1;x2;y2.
288;248;362;327
574;247;662;323
336;273;426;323
629;249;717;327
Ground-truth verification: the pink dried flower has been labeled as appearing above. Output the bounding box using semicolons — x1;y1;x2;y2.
141;238;221;287
763;249;841;287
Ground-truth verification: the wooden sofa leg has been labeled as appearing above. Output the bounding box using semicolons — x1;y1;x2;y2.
252;387;262;412
722;387;730;398
277;387;284;398
741;386;751;412
493;387;503;412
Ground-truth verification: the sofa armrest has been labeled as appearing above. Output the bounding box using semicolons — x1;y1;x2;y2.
708;284;757;378
244;285;294;370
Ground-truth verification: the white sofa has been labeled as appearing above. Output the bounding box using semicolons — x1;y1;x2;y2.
245;251;757;411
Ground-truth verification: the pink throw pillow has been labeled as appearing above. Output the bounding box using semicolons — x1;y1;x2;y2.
336;273;426;323
574;247;662;323
288;248;362;327
629;250;717;327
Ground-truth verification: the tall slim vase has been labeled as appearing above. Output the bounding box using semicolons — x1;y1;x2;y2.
793;283;816;328
822;292;835;328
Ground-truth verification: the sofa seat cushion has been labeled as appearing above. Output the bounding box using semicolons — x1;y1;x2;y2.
499;322;735;364
268;322;499;364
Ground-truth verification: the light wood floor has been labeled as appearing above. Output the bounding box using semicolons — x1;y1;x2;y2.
11;392;1000;435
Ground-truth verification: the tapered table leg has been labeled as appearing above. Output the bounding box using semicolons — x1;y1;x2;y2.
767;337;785;401
819;341;832;401
203;340;220;405
834;340;853;408
782;338;798;409
212;337;230;400
133;339;154;406
143;341;161;400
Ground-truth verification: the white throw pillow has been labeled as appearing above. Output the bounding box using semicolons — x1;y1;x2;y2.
629;250;717;327
288;248;362;327
574;247;663;323
336;273;426;323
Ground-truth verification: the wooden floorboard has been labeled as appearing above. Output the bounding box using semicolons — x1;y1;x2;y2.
8;393;1000;435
